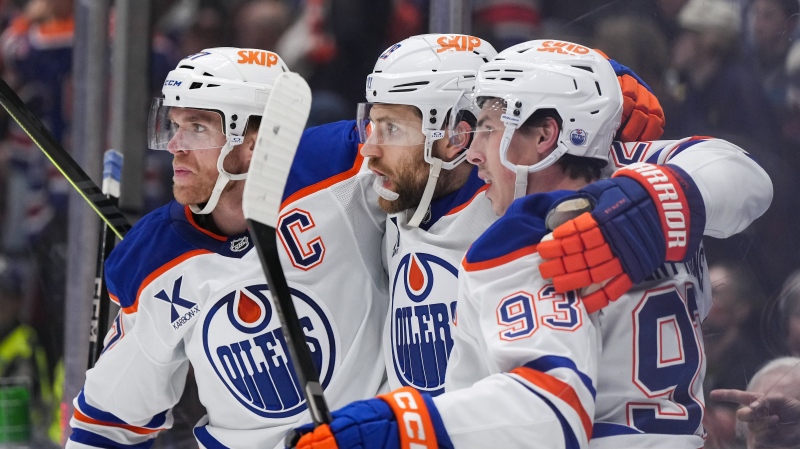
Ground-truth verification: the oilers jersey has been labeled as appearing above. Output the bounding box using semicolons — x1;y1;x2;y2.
434;138;773;448
383;136;772;402
67;121;389;449
382;170;496;396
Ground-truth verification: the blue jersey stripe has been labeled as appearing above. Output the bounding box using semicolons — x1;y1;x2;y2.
592;422;644;438
77;390;168;429
194;425;232;449
523;356;596;399
69;428;154;449
507;374;581;449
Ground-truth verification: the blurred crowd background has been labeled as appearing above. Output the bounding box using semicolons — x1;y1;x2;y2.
0;0;798;447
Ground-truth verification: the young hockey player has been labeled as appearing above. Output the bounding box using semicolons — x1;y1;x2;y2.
291;39;772;449
66;48;389;449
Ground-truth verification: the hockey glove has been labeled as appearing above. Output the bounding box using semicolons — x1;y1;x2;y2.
537;163;705;313
288;387;453;449
602;54;666;142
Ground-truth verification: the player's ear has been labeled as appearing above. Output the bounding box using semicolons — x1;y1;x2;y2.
442;121;471;160
536;117;560;157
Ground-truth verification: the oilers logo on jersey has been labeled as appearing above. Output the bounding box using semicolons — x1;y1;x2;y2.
391;251;458;396
203;280;338;419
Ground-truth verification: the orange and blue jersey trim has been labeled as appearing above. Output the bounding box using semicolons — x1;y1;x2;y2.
184;206;227;241
281;120;363;207
509;365;593;441
463;190;573;269
74;390;167;436
462;244;538;272
122;249;211;314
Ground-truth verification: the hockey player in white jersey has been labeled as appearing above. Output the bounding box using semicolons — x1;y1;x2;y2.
66;48;389;449
290;40;772;449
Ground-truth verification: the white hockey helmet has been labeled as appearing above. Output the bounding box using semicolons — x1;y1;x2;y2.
148;47;289;214
452;39;622;198
358;34;497;226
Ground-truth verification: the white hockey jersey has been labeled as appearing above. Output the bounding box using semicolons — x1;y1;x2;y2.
384;136;772;401
432;137;774;449
67;121;389;449
382;170;496;396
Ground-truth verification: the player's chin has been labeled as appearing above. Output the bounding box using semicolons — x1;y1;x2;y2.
173;185;211;206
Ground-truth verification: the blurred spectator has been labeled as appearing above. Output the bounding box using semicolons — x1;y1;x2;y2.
712;357;800;449
592;15;672;102
232;0;290;51
473;0;542;50
783;41;800;145
179;2;228;56
0;0;74;376
277;0;392;124
0;254;57;447
665;0;780;146
703;261;770;449
747;0;799;110
775;271;800;357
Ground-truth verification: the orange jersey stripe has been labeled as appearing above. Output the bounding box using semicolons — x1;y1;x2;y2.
510;366;593;440
184;206;227;241
280;154;365;209
73;410;164;435
122;249;211;314
461;244;538;272
446;184;489;216
108;293;120;305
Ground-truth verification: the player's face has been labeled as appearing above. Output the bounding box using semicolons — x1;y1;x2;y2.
466;100;537;216
167;108;229;206
360;104;429;213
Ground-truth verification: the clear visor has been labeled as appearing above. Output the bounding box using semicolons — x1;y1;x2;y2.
447;93;509;150
356;102;426;147
148;98;228;151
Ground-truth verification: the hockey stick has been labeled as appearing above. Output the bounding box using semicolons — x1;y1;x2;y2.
242;72;332;426
0;76;131;239
87;150;123;368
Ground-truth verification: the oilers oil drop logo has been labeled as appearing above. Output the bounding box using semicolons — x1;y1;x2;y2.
203;281;337;418
391;252;458;396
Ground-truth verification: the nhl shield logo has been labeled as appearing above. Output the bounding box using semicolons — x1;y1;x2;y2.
391;251;458;396
203;281;338;418
230;236;249;252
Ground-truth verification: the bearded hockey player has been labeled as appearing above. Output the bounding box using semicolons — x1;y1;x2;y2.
291;40;772;448
66;48;388;449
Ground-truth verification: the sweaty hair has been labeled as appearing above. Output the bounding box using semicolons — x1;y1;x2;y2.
519;108;604;183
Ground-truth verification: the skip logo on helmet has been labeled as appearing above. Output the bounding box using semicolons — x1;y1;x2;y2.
436;35;481;53
537;40;591;56
237;50;280;67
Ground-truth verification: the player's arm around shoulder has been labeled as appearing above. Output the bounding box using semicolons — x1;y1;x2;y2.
431;194;599;448
653;137;773;238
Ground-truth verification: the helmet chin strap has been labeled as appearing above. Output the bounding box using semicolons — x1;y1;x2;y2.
498;120;567;200
190;141;248;215
407;157;442;227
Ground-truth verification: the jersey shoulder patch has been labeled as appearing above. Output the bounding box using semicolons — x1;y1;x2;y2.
463;190;572;270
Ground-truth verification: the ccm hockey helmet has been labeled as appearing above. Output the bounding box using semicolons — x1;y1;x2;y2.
148;47;289;214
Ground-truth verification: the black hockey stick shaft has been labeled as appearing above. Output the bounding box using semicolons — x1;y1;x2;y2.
87;197;118;368
0;76;131;239
248;219;332;426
